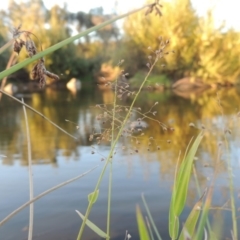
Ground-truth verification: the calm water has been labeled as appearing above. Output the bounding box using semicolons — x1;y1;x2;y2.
0;86;240;240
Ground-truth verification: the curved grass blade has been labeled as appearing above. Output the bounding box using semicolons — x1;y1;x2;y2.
136;204;150;240
88;190;99;204
75;210;109;238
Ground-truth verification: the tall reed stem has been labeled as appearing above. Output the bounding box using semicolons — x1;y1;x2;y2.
22;98;34;240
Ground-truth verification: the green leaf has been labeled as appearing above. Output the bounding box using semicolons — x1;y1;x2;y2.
174;132;203;215
136;204;150;240
75;210;108;238
88;189;99;204
169;132;203;239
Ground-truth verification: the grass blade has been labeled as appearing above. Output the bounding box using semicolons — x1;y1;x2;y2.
75;210;109;238
141;193;162;240
169;132;204;239
174;132;204;216
136;204;150;240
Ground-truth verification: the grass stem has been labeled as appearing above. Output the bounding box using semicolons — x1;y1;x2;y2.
22;98;34;240
0;166;98;226
77;52;160;240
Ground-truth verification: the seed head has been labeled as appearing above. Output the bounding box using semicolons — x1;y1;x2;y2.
25;36;37;57
13;39;25;54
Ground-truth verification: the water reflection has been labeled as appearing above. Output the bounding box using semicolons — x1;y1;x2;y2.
1;86;240;180
0;86;240;239
1;86;240;182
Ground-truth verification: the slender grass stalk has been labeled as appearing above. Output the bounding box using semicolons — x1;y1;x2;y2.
145;216;154;240
106;74;119;239
224;137;238;239
77;52;160;240
0;166;98;226
22;99;34;240
106;163;112;240
0;89;77;140
0;6;148;81
141;193;162;240
194;187;213;240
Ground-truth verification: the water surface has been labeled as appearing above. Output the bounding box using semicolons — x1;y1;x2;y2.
0;86;240;239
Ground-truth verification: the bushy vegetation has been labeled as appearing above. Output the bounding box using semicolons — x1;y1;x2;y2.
1;0;240;85
123;0;240;84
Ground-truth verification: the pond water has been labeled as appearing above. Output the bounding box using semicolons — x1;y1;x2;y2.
0;86;240;240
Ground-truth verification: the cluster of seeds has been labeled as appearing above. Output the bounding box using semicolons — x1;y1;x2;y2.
12;24;59;88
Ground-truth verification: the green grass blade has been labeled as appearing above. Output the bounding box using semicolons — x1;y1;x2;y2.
0;6;145;81
136;204;150;240
174;132;204;216
178;192;205;240
75;210;109;238
88;189;99;204
169;132;203;239
141;193;162;240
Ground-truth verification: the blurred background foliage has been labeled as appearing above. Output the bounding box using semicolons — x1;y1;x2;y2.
123;0;240;85
0;0;240;85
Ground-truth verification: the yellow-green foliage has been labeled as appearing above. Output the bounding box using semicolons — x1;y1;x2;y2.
124;0;240;84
